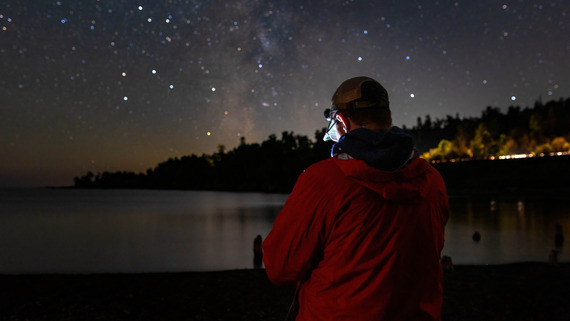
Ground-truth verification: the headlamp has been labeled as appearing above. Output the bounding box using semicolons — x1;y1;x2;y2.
324;107;339;121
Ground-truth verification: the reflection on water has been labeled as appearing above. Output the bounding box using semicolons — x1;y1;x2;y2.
442;196;568;264
0;189;567;273
0;189;286;274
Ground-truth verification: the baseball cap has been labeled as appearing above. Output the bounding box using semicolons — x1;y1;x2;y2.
323;77;390;141
330;76;390;112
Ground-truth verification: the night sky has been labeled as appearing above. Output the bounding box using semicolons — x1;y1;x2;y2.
1;0;568;187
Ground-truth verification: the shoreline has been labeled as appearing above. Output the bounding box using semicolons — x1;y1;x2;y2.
2;262;569;321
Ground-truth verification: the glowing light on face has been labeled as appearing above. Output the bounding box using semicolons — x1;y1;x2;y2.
323;110;341;142
325;119;341;142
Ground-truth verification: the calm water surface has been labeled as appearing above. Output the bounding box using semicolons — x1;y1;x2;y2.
0;188;567;274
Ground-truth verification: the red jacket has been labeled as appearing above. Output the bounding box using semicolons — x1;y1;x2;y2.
263;155;448;320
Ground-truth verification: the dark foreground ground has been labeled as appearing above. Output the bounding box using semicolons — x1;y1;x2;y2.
1;263;568;321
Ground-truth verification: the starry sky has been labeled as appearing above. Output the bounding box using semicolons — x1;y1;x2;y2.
1;0;568;187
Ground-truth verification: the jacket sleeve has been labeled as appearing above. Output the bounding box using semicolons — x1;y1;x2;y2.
263;168;330;286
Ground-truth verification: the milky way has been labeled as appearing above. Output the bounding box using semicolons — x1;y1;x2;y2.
1;0;568;186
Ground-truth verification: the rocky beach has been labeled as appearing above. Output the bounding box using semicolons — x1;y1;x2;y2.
1;263;568;321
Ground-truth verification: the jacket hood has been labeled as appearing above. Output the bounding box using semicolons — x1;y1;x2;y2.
331;127;432;203
332;127;415;171
334;156;432;203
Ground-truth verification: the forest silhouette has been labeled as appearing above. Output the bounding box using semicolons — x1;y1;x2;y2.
74;98;570;193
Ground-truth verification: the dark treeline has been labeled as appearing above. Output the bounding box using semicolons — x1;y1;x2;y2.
74;98;570;192
74;129;333;193
408;98;570;160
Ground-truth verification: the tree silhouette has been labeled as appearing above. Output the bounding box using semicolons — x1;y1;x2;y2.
73;98;570;191
422;98;570;162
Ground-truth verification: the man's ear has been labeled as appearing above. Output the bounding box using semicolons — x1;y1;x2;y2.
336;113;351;133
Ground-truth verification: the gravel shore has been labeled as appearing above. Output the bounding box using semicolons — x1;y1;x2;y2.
1;263;568;321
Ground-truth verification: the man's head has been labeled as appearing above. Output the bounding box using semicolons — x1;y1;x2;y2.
324;76;392;142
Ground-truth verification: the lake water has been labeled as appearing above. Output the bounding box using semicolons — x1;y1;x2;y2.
0;188;567;274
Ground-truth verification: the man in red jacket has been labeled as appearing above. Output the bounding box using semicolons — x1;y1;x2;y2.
263;76;449;321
